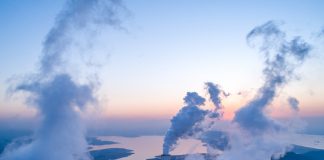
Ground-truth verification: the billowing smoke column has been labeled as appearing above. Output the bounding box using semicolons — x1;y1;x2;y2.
219;21;310;160
164;21;312;160
1;75;95;160
40;0;125;75
234;21;311;133
200;83;229;154
288;97;299;111
163;92;208;154
0;0;125;160
205;82;224;110
163;83;228;155
205;82;228;118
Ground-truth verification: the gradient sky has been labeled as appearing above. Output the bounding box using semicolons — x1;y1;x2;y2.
1;0;324;122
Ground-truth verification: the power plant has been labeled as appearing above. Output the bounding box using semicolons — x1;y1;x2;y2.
148;153;214;160
161;154;171;160
147;154;185;160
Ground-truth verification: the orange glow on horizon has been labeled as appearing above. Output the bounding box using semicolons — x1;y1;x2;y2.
1;95;323;120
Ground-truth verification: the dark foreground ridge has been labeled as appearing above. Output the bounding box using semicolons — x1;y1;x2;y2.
279;151;324;160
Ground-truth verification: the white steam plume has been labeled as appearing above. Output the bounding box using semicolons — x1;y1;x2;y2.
164;21;312;160
287;97;299;111
0;0;126;160
234;21;311;133
163;83;229;155
163;92;208;154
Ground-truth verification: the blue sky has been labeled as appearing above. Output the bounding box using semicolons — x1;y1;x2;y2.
1;0;324;121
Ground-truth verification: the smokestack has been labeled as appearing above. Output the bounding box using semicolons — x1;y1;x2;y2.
160;154;171;160
162;92;207;154
162;83;230;156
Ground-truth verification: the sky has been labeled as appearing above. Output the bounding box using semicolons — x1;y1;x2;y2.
0;0;324;134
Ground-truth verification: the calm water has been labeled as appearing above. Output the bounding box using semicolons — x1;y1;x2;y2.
90;134;324;160
91;136;206;160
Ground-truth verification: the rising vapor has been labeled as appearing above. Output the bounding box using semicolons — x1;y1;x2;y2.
163;83;228;155
288;97;299;111
40;0;125;74
163;21;312;160
0;0;126;160
234;21;311;133
221;21;311;160
205;82;227;110
163;92;207;154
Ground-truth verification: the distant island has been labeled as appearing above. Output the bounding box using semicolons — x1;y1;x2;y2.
90;148;134;160
0;136;134;160
87;137;117;146
87;137;134;160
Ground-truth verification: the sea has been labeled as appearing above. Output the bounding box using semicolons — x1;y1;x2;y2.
89;134;324;160
1;134;324;160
